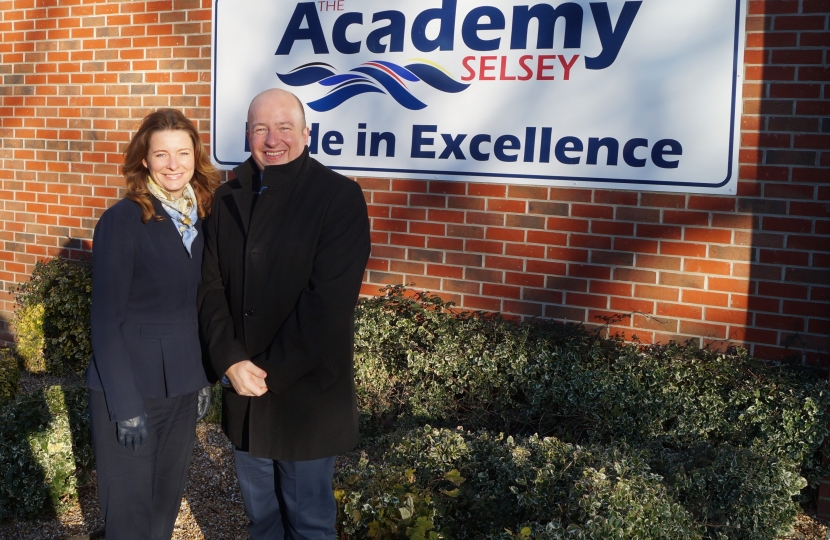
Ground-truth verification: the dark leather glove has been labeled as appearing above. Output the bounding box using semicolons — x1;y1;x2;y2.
196;386;213;422
116;413;148;451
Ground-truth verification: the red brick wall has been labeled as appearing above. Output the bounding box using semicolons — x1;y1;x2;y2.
1;0;829;368
0;0;213;342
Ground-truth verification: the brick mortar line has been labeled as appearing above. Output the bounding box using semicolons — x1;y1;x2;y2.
364;267;827;293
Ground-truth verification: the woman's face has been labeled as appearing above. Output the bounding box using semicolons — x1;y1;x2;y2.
142;129;195;199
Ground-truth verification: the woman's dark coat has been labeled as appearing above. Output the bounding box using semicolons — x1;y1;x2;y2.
86;197;209;421
198;150;371;461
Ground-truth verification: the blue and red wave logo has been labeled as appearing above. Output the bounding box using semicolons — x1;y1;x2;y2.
276;60;470;111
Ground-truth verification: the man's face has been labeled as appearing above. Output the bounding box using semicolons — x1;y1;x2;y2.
247;91;310;170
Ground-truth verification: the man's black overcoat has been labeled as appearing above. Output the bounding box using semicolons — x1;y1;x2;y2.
198;149;370;461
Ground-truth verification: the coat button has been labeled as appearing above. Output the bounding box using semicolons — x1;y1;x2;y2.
245;310;254;317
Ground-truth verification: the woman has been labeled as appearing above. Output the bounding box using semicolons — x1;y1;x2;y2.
86;109;220;539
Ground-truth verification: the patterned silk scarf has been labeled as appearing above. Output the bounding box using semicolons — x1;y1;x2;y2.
146;177;199;257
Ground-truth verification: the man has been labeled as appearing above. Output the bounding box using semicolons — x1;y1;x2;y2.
198;88;370;539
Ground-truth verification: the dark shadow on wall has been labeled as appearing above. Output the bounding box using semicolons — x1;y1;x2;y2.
741;13;830;367
54;239;93;262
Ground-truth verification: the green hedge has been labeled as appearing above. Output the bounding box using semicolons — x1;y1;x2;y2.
13;257;92;375
12;303;45;373
335;427;702;540
5;264;830;539
200;382;223;425
354;290;829;476
350;287;830;539
0;385;93;521
0;348;20;408
650;444;806;539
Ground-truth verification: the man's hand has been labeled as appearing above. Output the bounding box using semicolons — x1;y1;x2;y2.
225;360;268;396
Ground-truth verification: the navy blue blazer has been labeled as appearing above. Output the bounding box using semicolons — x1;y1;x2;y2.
86;196;209;422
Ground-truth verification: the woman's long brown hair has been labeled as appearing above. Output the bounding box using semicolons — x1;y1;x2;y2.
122;109;220;223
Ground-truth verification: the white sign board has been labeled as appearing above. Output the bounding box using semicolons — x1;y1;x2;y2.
212;0;747;193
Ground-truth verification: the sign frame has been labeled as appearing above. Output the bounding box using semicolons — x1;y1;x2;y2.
211;0;748;194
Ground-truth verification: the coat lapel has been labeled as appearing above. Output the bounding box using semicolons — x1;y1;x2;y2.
151;197;195;258
247;174;296;241
247;151;311;243
227;159;259;237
